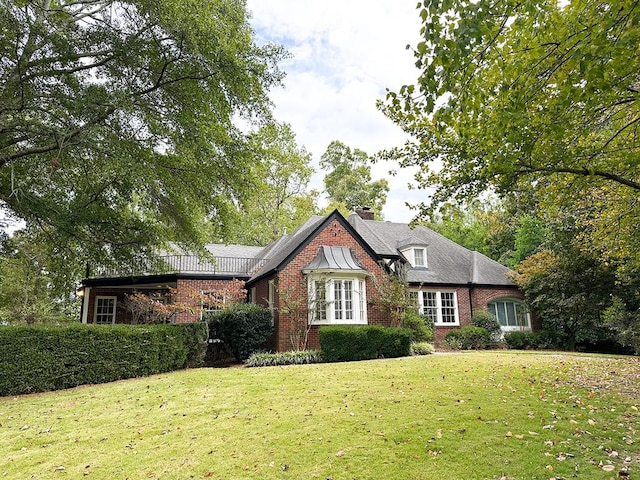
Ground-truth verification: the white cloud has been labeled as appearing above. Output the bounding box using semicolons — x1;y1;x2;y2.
247;0;426;222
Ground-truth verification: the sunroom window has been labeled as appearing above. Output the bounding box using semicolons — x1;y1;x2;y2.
488;299;530;331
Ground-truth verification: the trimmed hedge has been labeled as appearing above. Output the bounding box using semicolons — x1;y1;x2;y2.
207;304;273;361
319;326;412;362
0;322;208;396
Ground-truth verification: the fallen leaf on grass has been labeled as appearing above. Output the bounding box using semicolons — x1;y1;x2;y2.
335;450;345;457
601;465;615;472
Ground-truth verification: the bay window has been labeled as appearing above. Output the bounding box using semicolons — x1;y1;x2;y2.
308;275;367;325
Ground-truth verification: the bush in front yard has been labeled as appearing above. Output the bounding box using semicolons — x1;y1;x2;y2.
471;310;502;343
319;326;411;362
208;304;273;361
402;310;434;342
445;326;491;350
0;323;207;396
504;331;536;349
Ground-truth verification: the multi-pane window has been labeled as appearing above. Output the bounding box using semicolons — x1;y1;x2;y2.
313;280;327;322
94;296;117;324
309;276;366;324
422;291;438;322
414;290;459;325
414;248;426;267
488;300;530;330
201;291;224;319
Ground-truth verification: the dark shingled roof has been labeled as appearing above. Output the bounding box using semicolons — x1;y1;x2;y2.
346;214;514;286
138;210;515;288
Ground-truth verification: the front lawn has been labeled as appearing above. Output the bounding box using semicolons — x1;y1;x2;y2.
0;352;638;479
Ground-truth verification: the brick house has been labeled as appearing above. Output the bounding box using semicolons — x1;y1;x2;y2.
80;209;533;350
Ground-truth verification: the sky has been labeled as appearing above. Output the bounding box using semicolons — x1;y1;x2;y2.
246;1;427;223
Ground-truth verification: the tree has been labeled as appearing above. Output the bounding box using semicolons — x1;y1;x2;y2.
320;140;389;217
380;0;640;267
0;232;72;324
512;248;616;351
226;123;318;246
0;0;284;268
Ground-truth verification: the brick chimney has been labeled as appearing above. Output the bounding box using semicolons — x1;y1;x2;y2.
355;207;374;220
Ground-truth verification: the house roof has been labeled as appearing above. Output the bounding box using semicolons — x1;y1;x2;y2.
247;210;379;284
85;210;516;288
346;214;514;286
303;246;366;272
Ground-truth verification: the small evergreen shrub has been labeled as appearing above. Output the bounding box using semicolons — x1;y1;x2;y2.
209;304;273;361
444;326;491;350
319;326;412;362
504;331;536;349
245;350;322;367
402;310;434;342
444;330;463;350
458;326;491;349
471;310;502;342
410;342;435;355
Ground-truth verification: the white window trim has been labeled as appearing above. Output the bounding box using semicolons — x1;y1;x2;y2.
412;290;460;326
488;299;531;332
307;273;367;325
413;248;427;268
94;296;117;324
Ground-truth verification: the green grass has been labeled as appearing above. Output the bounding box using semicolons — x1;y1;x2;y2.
1;352;638;479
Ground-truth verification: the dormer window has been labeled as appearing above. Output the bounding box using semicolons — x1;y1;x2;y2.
413;248;427;267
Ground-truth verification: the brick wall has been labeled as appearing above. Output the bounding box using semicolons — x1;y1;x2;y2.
174;278;245;323
268;218;388;351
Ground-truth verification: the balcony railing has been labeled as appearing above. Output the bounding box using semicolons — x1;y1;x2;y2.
89;255;268;279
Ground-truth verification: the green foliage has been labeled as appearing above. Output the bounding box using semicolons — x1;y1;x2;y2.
0;233;77;324
208;304;273;361
319;326;411;362
509;215;546;268
381;0;640;290
320;140;389;216
402;310;434;343
512;248;617;351
603;297;640;355
245;350;323;367
227;122;319;246
180;322;209;368
504;331;536;350
0;324;207;396
0;0;285;272
471;310;502;343
445;326;491;350
410;342;434;356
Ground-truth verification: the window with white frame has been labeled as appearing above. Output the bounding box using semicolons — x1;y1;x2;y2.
94;296;117;324
413;248;427;267
308;275;367;325
412;290;459;325
488;299;530;331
